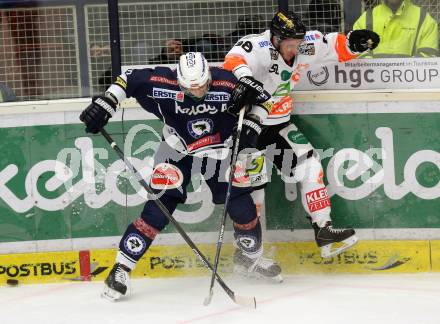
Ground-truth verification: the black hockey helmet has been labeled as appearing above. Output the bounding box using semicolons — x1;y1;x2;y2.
270;11;306;40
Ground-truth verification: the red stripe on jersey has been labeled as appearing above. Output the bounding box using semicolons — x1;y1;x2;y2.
133;217;160;240
211;80;235;89
233;217;259;231
150;76;178;85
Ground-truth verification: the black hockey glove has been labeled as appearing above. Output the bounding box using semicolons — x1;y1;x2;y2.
228;76;271;116
238;116;263;150
79;95;116;134
347;30;380;53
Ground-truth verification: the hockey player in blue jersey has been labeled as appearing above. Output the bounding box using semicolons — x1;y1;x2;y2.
79;52;281;301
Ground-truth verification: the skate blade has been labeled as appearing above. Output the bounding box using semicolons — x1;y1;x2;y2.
101;286;122;302
233;265;283;283
320;235;359;258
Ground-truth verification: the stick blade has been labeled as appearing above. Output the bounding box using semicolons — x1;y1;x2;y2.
203;291;214;306
234;295;257;309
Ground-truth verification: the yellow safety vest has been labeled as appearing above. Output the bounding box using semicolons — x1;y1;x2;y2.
353;0;438;57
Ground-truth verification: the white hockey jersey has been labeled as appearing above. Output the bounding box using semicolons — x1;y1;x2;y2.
224;30;358;125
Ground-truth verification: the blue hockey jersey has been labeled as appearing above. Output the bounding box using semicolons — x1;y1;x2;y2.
107;66;238;157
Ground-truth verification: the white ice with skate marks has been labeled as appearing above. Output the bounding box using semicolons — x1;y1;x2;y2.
1;273;440;324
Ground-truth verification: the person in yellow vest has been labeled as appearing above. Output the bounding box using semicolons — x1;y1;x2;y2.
353;0;438;57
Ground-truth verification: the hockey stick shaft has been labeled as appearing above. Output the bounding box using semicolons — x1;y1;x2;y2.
204;107;246;306
100;128;255;308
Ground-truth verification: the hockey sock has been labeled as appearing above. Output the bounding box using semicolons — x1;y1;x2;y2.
116;196;179;270
233;218;262;257
117;217;160;270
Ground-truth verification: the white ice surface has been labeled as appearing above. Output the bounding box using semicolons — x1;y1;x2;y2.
1;273;440;324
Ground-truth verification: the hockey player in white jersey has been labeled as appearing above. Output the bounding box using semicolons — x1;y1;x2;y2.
224;11;380;258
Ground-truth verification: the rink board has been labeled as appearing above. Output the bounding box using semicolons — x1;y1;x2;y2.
0;99;439;248
0;91;439;286
0;240;436;285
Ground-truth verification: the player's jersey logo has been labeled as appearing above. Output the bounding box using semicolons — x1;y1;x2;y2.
239;236;256;249
269;48;279;60
187;133;221;152
175;102;224;115
150;163;184;189
263;96;293;117
123;233;146;256
236;234;258;253
287;129;309;145
176;91;185;102
187;118;213;138
304;33;321;42
152;87;178;99
204;92;230;102
306;188;330;212
258;40;270;48
298;43;315;56
231;160;251;187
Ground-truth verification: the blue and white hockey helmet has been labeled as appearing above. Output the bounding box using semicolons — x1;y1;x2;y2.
177;52;211;100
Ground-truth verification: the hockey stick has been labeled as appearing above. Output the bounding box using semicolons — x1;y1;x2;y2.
100;128;256;308
204;107;246;306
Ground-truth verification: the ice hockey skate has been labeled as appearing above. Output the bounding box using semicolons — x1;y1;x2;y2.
233;249;283;283
101;263;131;301
312;221;358;258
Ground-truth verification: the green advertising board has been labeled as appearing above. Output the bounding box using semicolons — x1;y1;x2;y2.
0;103;439;245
